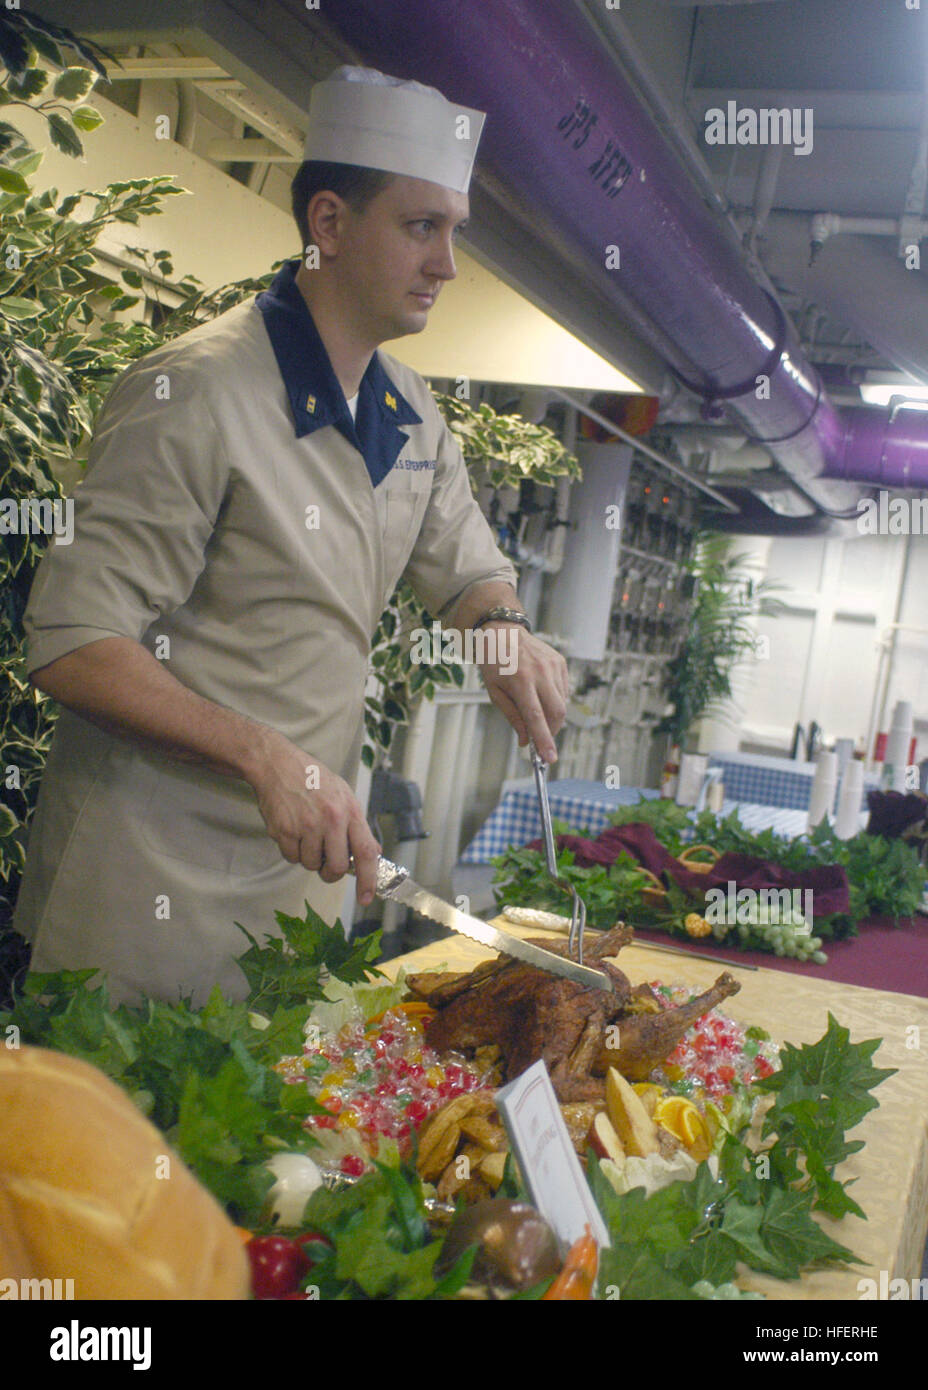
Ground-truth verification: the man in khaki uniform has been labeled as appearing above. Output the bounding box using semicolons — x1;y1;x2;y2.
13;67;568;1005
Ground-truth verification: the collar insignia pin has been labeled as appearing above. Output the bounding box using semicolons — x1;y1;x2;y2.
385;391;397;412
305;393;316;414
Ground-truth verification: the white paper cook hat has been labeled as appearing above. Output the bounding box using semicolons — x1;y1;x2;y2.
303;65;485;194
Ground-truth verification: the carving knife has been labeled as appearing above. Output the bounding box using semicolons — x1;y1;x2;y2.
356;855;613;992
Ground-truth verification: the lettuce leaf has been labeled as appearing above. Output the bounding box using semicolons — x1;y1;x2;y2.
305;970;408;1036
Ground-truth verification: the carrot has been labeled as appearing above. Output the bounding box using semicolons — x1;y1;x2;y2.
234;1226;254;1246
541;1225;599;1300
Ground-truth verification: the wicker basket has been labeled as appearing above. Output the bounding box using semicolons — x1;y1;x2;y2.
639;844;722;908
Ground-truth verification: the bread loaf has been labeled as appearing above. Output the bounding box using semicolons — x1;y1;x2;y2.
0;1045;249;1299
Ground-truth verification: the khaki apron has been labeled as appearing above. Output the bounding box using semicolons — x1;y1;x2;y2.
18;713;350;1006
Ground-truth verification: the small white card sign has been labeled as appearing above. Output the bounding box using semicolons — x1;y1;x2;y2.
496;1059;610;1251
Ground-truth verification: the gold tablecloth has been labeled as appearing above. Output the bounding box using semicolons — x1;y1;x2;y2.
381;924;928;1301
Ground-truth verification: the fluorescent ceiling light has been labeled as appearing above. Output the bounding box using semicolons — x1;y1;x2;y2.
860;383;928;407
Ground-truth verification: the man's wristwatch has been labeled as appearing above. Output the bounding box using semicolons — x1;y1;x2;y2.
472;606;533;633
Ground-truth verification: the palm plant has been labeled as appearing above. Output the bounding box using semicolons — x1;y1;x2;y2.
657;533;783;748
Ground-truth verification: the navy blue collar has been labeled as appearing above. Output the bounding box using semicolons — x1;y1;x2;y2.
255;259;422;487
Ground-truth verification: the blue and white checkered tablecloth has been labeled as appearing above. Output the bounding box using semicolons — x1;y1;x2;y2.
716;802;814;838
460;780;659;863
705;751;877;813
459;780;854;865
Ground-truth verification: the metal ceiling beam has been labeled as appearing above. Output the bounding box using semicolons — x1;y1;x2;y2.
34;0;340;131
22;0;203;45
192;79;304;155
206;137;294;163
688;88;925;132
104;57;227;81
192;0;342;131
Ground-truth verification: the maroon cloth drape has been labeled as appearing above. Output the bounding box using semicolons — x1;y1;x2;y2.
527;822;851;915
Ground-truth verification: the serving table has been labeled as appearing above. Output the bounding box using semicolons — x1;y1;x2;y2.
381;922;928;1301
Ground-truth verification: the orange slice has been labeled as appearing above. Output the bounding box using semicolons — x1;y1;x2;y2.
655;1097;713;1161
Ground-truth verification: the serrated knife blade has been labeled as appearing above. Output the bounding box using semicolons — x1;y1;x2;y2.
365;856;613;992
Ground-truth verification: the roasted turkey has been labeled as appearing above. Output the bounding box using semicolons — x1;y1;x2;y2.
406;924;741;1102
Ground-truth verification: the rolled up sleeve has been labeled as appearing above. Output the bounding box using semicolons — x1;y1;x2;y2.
23;357;230;675
400;411;517;619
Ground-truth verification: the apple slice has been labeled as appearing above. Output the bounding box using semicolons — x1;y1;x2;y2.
588;1110;627;1167
605;1067;661;1158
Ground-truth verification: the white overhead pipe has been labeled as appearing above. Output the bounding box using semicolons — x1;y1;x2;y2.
748;144;784;252
809;213;928;265
774;62;928;350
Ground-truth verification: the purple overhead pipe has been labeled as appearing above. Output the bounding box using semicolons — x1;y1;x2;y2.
836;407;928;488
322;0;928;497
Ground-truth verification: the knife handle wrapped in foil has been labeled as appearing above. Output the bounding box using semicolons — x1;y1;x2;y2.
369;855;409;897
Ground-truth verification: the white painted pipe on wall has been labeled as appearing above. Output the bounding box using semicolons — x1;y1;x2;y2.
545;442;633;662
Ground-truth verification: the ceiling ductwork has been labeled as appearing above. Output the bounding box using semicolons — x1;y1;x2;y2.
320;0;928;528
835;407;928;488
707;489;860;537
765;214;928;388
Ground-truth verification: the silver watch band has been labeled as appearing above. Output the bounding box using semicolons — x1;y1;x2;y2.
472;606;533;633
